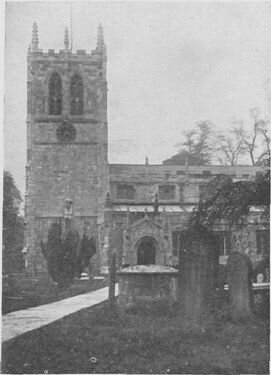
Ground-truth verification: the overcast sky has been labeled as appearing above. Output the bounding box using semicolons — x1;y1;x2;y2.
4;1;271;194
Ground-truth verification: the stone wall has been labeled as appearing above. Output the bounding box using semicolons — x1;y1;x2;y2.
109;164;267;205
25;45;108;275
109;163;265;180
106;164;268;271
102;207;268;271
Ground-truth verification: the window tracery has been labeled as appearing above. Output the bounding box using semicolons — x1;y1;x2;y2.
70;74;83;115
49;73;62;115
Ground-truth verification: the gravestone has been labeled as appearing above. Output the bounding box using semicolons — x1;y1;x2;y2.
227;252;254;320
178;234;219;327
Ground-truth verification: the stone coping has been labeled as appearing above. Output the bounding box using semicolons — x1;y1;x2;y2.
118;265;178;275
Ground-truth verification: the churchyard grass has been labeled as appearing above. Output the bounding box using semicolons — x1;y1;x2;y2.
2;275;107;314
2;301;269;374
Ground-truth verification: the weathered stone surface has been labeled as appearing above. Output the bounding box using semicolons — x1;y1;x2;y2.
227;252;254;320
25;39;108;275
231;226;268;266
120;265;178;273
178;236;219;325
108;164;268;270
118;265;178;310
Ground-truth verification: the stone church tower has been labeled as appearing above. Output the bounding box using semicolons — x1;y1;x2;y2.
25;23;108;274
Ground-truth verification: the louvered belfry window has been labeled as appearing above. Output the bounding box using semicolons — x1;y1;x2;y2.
49;73;62;115
71;74;83;115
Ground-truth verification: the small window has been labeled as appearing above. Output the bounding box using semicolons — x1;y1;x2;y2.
49;73;62;115
70;74;83;115
159;185;175;200
256;230;270;256
172;231;179;256
215;232;231;256
172;231;186;256
117;184;135;200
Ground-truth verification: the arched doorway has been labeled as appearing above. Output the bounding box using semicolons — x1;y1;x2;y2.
136;236;157;265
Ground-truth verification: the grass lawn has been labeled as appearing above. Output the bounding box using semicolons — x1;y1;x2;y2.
2;302;269;374
2;276;107;314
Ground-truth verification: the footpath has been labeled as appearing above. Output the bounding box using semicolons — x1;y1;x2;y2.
2;285;119;343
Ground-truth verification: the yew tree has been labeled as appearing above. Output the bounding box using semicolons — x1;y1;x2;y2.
163;121;213;166
41;224;96;287
3;171;24;274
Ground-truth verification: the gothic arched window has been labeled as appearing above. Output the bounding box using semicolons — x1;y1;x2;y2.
49;73;62;115
70;74;83;115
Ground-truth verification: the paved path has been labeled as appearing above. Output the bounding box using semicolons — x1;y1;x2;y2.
2;285;119;343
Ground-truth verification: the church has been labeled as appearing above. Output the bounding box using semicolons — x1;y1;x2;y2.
25;24;269;276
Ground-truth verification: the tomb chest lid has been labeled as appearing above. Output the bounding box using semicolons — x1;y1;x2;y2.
118;265;178;275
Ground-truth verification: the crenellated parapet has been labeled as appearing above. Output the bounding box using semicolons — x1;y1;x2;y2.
28;22;107;63
28;48;105;61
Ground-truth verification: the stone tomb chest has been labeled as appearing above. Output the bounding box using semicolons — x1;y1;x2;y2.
118;265;178;310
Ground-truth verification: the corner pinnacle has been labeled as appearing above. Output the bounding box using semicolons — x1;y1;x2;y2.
97;23;104;50
32;22;39;51
64;27;69;50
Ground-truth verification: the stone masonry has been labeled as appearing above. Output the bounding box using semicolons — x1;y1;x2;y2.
25;23;269;276
25;24;108;274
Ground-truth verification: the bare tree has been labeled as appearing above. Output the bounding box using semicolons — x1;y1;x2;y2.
216;129;245;166
233;109;270;165
257;119;270;163
216;109;270;166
